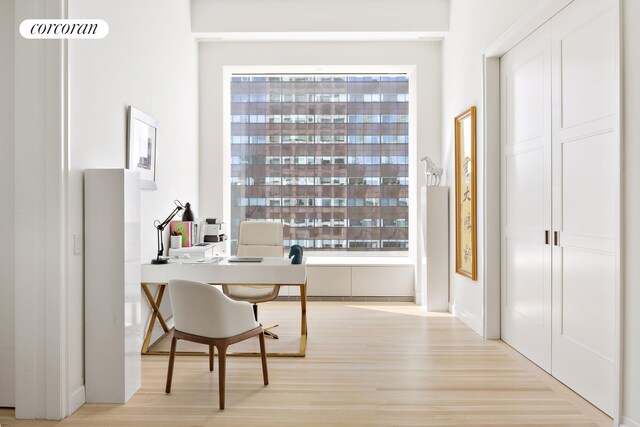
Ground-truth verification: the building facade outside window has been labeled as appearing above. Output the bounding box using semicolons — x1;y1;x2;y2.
229;74;409;254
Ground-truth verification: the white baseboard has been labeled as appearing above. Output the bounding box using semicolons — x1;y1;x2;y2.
622;416;640;427
68;383;85;416
449;300;483;336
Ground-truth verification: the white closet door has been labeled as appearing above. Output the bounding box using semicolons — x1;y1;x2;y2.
500;22;552;372
551;0;617;415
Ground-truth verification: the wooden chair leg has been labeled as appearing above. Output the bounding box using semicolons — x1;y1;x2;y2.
218;344;227;410
209;344;214;372
165;336;178;393
259;331;269;385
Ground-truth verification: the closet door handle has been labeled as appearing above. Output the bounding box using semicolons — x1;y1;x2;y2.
554;231;560;247
545;230;550;245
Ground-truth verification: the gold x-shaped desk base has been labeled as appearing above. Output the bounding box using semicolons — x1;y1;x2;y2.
141;283;169;353
140;281;307;357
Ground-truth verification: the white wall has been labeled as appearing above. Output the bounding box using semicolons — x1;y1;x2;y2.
191;0;449;34
67;0;199;412
0;0;15;408
441;0;537;335
442;2;638;423
622;1;640;425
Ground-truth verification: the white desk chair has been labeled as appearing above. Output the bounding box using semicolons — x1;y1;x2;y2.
165;279;268;410
223;221;283;339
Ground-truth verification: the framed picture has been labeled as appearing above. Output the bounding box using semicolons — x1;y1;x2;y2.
127;106;159;190
454;106;477;280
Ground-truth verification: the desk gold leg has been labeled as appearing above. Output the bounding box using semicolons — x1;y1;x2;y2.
211;281;308;358
142;284;169;332
300;280;307;356
141;283;169;354
141;281;308;357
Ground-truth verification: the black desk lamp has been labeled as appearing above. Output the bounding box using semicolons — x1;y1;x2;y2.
152;199;186;264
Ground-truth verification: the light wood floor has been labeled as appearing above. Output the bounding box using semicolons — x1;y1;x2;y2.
1;302;612;426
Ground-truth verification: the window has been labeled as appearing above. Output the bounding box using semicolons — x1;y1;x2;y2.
229;74;409;254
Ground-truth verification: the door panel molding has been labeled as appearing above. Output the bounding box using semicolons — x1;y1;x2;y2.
551;1;619;415
500;21;553;373
498;0;620;418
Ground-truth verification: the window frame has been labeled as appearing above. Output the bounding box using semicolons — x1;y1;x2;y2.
223;66;417;259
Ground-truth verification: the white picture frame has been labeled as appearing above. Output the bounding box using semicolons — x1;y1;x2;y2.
127;106;159;190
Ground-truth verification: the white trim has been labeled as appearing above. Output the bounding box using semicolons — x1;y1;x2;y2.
481;56;501;340
43;0;67;416
194;31;447;43
485;0;574;57
449;301;483;336
61;0;78;415
407;66;419;301
61;0;72;418
222;65;416;75
483;0;623;423
68;384;84;416
481;0;577;343
622;417;640;427
615;0;624;423
305;257;414;267
14;0;70;419
293;250;410;258
222;67;231;256
221;65;418;260
44;0;68;417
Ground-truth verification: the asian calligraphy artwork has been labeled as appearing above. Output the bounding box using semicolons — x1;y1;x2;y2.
454;106;477;280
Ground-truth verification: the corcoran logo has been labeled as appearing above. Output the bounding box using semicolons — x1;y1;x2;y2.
19;19;109;39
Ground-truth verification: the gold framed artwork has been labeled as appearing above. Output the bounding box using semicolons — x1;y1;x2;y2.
454;106;477;280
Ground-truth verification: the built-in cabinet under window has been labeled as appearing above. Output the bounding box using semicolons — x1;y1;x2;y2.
278;261;414;298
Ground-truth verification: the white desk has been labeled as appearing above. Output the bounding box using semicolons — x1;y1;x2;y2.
141;258;307;357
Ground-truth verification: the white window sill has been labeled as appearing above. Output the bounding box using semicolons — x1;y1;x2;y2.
305;257;414;267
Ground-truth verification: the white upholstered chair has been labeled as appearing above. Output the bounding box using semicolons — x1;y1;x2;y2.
165;279;268;410
223;221;283;338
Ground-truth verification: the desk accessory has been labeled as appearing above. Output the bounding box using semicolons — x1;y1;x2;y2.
205;233;226;243
202;218;226;243
170;221;193;247
170;257;221;264
289;244;303;264
152;200;186;264
170;233;182;249
228;257;263;263
182;202;195;221
168;243;216;259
